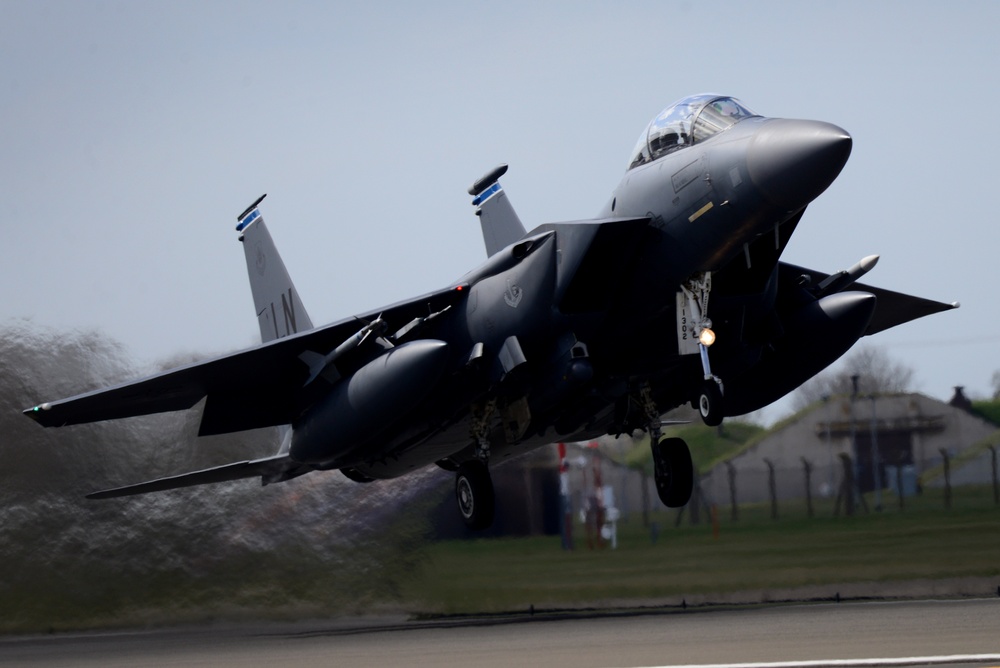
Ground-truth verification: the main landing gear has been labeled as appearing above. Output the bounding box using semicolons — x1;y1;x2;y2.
639;384;694;507
454;401;497;531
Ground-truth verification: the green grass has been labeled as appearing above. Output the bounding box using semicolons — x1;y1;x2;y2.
6;485;998;633
401;485;1000;615
972;399;1000;426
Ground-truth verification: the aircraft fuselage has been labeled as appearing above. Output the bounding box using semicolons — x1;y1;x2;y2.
301;101;855;479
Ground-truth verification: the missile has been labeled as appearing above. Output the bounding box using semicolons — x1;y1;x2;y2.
299;317;388;386
815;254;879;297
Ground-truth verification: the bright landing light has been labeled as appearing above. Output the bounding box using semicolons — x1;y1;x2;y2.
699;328;716;347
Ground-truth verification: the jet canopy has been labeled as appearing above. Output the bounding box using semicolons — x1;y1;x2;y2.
628;95;757;170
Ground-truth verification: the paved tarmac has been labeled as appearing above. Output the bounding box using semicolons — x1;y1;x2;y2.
2;598;999;668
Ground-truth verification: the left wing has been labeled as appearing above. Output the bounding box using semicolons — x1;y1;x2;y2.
24;284;467;435
779;262;958;335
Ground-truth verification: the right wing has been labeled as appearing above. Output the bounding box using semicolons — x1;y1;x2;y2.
24;284;467;435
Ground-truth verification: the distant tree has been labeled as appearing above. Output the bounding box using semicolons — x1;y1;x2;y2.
992;370;1000;399
791;345;915;411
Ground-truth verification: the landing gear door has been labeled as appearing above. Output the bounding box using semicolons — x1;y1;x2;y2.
675;291;700;356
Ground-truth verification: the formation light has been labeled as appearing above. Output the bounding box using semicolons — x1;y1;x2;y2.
699;328;716;347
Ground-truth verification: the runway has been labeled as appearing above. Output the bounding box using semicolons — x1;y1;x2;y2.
2;599;999;667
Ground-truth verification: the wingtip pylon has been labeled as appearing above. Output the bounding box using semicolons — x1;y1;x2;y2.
236;193;267;232
469;164;508;197
23;402;51;425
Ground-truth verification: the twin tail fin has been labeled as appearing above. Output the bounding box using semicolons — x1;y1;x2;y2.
236;195;314;343
469;164;527;257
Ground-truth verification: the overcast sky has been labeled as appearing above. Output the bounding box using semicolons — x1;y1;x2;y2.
3;1;998;419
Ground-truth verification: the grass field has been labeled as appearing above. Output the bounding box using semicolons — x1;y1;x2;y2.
401;485;1000;615
5;484;998;633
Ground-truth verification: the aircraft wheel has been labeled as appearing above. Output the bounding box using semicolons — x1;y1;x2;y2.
455;460;495;530
651;437;693;508
697;380;725;427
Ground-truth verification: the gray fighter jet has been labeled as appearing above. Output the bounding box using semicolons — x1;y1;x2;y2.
24;94;956;530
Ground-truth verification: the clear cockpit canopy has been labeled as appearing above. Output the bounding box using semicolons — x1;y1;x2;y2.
628;95;758;170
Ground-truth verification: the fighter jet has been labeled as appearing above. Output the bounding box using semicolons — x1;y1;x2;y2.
24;94;956;530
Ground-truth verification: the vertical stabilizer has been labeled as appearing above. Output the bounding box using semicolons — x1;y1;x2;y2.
469;164;527;257
236;195;314;343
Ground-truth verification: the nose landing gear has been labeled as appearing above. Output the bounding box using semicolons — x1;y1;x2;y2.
682;274;725;427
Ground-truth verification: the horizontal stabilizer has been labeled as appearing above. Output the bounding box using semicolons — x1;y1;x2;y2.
86;454;306;499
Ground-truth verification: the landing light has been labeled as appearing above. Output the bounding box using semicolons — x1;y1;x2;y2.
699;328;716;347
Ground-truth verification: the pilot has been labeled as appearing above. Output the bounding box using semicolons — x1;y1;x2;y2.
710;97;743;118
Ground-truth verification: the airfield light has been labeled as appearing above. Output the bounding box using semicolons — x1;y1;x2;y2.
699;328;716;347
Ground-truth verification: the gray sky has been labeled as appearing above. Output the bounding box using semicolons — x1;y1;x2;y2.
3;1;998;418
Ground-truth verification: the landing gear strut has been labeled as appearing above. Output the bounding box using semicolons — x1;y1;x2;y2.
682;273;726;427
455;402;498;530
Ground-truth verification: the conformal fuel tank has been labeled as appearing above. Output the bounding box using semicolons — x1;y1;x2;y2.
290;339;450;463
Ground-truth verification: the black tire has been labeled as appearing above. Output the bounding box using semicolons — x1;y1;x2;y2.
698;380;725;427
651;437;693;508
455;460;495;530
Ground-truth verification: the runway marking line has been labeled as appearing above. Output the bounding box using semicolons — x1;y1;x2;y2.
641;656;1000;668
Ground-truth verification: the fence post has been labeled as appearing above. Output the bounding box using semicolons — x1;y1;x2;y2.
990;445;999;507
689;471;701;525
835;453;855;517
940;448;951;510
640;469;650;528
896;464;905;511
802;458;814;518
764;458;778;520
726;461;738;521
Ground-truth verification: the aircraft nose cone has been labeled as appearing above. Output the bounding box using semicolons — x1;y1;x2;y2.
746;119;852;210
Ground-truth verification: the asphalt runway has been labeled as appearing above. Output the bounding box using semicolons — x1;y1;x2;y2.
2;599;999;668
